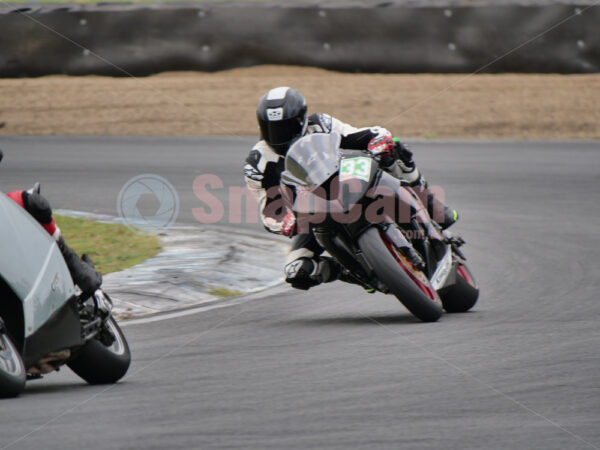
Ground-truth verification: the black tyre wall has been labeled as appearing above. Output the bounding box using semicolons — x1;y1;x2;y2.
1;2;598;77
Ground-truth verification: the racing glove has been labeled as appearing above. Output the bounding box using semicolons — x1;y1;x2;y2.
367;134;395;158
393;139;415;170
391;139;424;186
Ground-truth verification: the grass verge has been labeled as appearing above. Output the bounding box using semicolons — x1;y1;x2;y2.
55;214;162;274
208;287;242;297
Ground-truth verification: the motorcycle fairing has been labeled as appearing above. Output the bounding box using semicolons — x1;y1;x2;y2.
335;150;379;214
22;296;81;368
0;192;76;339
429;246;454;291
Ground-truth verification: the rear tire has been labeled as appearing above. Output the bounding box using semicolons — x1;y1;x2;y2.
440;264;479;313
68;316;130;384
0;322;26;398
358;227;443;322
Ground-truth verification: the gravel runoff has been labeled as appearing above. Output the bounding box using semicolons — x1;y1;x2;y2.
2;67;598;140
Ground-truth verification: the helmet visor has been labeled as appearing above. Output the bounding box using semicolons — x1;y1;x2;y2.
259;117;304;147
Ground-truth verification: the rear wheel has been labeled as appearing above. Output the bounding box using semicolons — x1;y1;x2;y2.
358;227;443;322
68;316;130;384
440;263;479;313
0;319;26;398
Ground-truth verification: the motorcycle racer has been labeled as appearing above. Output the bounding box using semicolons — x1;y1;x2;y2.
243;87;457;290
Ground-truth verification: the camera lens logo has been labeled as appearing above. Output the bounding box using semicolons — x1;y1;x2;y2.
117;174;179;234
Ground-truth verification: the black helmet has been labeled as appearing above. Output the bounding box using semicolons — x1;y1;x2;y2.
257;87;308;156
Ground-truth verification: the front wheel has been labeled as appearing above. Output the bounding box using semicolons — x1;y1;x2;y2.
358;227;443;322
0;320;26;398
68;316;131;385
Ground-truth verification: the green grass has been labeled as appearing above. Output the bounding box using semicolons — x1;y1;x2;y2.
55;214;162;275
208;287;241;297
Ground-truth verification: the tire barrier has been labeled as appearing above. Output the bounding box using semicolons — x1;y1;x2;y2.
0;1;598;77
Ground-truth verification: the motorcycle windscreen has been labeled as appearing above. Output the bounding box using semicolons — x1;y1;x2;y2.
283;132;341;190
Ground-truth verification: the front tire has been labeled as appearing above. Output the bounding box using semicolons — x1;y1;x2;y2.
358;227;443;322
0;321;26;398
68;316;131;384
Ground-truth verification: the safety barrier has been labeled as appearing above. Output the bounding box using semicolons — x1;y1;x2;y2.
0;1;598;76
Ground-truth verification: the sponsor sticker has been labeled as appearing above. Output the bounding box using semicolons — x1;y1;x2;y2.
267;108;283;121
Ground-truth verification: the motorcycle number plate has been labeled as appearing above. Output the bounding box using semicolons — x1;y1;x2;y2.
340;157;372;182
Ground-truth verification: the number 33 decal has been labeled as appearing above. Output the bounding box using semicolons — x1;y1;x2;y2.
340;157;372;182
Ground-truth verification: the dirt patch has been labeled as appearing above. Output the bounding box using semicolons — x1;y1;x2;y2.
1;66;598;139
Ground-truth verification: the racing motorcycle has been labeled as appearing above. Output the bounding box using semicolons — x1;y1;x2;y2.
281;132;479;322
0;153;130;398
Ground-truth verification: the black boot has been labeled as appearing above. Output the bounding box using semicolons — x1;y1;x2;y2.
284;258;321;290
57;237;102;295
284;256;343;290
440;206;459;230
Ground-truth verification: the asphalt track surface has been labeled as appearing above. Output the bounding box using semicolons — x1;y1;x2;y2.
0;137;599;450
